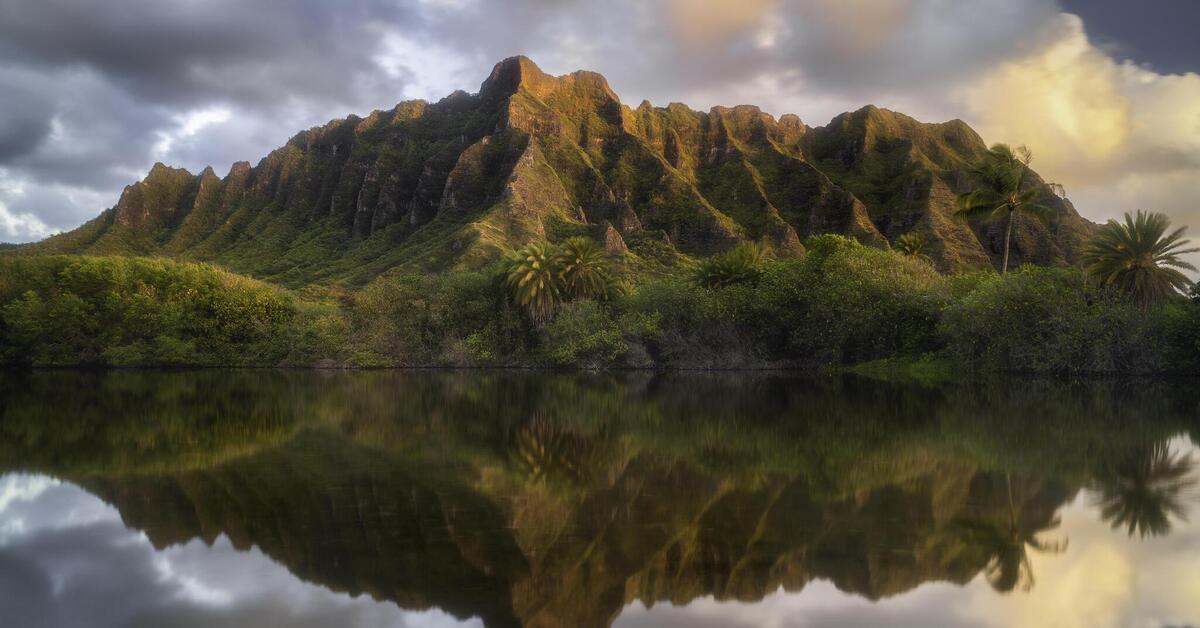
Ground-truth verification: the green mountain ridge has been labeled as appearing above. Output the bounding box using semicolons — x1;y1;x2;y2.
19;56;1093;287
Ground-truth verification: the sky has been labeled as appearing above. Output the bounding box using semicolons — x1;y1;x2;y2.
1;0;1198;248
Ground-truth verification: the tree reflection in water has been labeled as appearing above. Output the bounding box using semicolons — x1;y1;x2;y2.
952;473;1067;593
0;370;1196;626
1094;441;1196;539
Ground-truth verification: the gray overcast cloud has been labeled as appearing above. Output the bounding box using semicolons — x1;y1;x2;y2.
1;0;1198;254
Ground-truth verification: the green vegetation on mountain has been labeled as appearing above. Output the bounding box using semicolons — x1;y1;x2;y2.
2;57;1196;373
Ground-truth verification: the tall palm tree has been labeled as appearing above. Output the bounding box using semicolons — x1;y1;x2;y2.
503;242;563;322
1083;210;1198;307
557;236;619;300
1094;441;1196;538
956;144;1057;273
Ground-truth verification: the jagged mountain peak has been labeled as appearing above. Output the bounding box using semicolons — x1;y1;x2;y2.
22;56;1093;286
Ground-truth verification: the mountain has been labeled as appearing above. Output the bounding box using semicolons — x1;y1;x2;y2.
22;56;1092;286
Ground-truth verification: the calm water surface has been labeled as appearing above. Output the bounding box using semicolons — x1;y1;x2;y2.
0;371;1198;628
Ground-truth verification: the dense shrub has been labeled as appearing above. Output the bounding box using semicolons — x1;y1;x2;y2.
612;235;947;367
0;256;295;366
347;269;530;366
542;300;628;367
1162;301;1200;374
939;266;1167;374
765;235;947;365
3;243;1194;373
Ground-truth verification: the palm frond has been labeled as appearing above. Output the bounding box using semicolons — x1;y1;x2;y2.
1083;210;1197;307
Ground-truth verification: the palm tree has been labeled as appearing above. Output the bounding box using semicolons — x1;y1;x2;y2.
503;242;563;322
955;144;1057;274
692;241;767;289
557;236;619;300
1094;441;1196;538
1083;210;1198;307
895;231;931;263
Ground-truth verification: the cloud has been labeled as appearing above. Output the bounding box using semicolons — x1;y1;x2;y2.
0;0;428;241
955;13;1200;265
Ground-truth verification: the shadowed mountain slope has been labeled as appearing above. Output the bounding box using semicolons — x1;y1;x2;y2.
22;57;1093;286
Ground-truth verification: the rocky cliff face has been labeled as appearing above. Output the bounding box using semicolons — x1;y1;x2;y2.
29;56;1093;286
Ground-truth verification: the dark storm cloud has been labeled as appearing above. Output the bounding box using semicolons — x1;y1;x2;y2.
1059;0;1200;74
0;0;430;240
0;71;55;162
0;0;416;108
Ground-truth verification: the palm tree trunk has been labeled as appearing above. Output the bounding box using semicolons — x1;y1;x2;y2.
1001;212;1014;274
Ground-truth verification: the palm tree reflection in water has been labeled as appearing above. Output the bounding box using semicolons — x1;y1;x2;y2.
1094;442;1197;539
954;473;1068;593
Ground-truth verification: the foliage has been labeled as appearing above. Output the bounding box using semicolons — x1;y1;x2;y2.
1083;210;1198;307
690;241;767;289
557;236;622;300
542;300;629;367
939;266;1167;374
348;269;529;366
3;233;1197;373
895;231;931;263
955;144;1057;273
503;242;564;322
0;256;295;367
765;235;947;365
501;238;622;322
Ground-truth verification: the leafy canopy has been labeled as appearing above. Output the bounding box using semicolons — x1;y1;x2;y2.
557;236;621;300
501;237;622;321
1083;210;1198;307
691;242;768;289
955;144;1057;272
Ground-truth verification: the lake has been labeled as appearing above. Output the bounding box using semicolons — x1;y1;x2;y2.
0;370;1197;627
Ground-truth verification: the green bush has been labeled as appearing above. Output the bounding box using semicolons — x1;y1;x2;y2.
1162;301;1200;374
348;269;530;365
939;266;1166;374
543;300;628;367
0;256;296;366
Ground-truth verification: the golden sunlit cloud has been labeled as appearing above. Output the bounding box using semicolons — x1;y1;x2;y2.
960;14;1132;182
665;0;777;46
956;12;1200;263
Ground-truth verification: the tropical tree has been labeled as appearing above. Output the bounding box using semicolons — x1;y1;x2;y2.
1094;441;1196;539
955;144;1057;273
503;242;563;322
557;236;620;300
692;241;767;289
895;231;931;263
1082;210;1198;307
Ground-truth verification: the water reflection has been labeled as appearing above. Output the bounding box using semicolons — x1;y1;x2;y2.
0;371;1197;627
1093;442;1197;539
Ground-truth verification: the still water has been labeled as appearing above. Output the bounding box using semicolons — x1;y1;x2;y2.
0;370;1197;628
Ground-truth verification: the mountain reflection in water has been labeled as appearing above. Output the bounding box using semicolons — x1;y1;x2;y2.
0;370;1197;628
